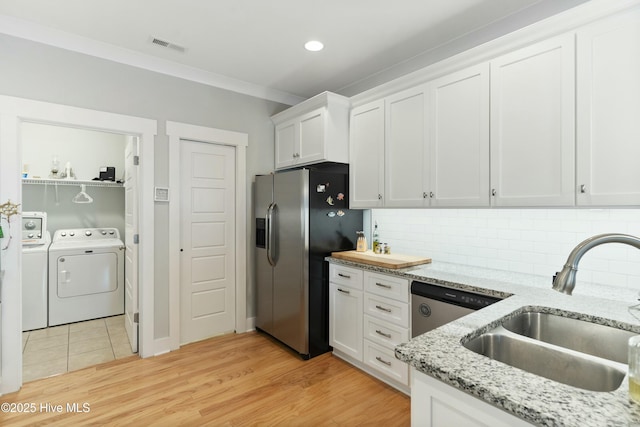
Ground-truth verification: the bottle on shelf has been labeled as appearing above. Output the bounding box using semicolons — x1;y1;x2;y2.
372;222;380;253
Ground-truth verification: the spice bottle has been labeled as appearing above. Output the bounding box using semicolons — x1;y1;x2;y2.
372;222;380;253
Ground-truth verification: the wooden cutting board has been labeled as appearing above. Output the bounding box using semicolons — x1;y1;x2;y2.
331;250;431;269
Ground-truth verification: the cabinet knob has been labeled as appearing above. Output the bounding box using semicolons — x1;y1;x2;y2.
423;192;428;199
491;188;497;196
378;194;383;200
580;184;586;193
429;192;434;198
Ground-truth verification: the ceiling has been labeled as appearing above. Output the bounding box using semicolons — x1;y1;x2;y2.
0;0;589;105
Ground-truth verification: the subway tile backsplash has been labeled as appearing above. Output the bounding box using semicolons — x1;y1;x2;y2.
371;208;640;290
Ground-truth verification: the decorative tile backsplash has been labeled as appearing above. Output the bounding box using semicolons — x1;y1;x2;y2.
371;208;640;290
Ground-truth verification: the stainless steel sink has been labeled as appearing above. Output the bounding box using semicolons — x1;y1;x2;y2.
462;309;635;392
502;311;635;364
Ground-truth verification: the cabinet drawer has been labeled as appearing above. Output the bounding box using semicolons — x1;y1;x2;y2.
364;293;409;327
329;264;363;290
364;340;409;386
364;272;409;303
364;314;409;348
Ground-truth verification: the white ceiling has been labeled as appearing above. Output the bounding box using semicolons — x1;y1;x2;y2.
0;0;589;105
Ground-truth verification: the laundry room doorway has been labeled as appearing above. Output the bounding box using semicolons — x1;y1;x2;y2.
0;95;157;394
19;124;138;382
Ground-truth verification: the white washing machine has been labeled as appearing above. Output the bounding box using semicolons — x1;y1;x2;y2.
22;212;50;331
48;227;125;326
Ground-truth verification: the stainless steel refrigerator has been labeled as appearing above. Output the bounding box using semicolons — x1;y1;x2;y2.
254;165;362;359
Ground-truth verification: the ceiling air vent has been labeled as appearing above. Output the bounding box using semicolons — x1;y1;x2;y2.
150;37;187;53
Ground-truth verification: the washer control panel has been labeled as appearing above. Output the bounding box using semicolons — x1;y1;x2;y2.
22;211;48;245
53;228;120;241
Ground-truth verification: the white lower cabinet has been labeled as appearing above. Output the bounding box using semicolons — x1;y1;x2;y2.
329;283;363;360
329;264;410;393
411;368;533;427
363;314;409;348
364;293;409;327
364;339;409;386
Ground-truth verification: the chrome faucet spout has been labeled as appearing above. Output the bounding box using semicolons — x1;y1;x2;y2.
552;233;640;295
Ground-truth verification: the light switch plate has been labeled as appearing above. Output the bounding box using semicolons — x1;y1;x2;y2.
154;187;169;202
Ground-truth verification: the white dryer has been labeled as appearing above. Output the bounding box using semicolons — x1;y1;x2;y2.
22;212;50;331
48;227;125;326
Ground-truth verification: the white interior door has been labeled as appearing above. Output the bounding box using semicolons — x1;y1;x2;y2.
180;140;236;344
124;136;139;353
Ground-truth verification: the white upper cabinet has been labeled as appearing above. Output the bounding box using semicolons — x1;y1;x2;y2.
384;85;429;207
490;34;576;207
428;63;490;207
576;9;640;206
349;99;385;208
274;120;297;169
272;92;349;170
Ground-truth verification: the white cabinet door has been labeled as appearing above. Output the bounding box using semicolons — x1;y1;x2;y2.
298;107;325;165
349;100;385;208
274;108;325;169
275;120;297;169
329;282;363;361
490;34;575;206
411;368;533;427
385;85;429;207
429;63;490;207
576;10;640;206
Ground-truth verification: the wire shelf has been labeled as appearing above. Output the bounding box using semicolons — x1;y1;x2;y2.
22;178;123;188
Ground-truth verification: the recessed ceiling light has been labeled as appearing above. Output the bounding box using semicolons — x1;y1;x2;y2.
304;40;324;52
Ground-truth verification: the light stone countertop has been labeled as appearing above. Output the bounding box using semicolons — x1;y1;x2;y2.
327;257;640;427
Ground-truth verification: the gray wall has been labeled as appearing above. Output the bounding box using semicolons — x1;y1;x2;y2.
1;34;288;338
22;185;125;239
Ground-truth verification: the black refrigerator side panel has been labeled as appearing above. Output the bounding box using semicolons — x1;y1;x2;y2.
308;169;363;357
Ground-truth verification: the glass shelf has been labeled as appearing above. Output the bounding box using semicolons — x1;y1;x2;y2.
22;178;123;188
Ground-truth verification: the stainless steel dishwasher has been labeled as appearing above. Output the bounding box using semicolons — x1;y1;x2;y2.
411;280;502;338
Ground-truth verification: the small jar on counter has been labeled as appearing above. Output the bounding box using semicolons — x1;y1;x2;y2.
356;231;367;252
384;243;391;255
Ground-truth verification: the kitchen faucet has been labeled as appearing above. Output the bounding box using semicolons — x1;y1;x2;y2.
552;233;640;295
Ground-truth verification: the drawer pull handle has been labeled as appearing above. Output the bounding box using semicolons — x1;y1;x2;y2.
337;288;350;295
375;305;392;313
338;273;351;279
375;282;392;289
376;356;392;366
375;329;392;339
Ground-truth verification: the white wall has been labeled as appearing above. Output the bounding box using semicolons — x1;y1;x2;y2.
21;123;126;181
371;208;640;294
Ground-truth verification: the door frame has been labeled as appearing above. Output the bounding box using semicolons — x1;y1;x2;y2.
0;95;157;394
166;121;248;351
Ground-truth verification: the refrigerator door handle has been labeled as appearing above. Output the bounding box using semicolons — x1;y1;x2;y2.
266;202;277;266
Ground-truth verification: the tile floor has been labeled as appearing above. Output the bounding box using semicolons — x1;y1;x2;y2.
22;315;137;383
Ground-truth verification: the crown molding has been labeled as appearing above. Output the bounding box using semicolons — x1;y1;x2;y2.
0;14;305;106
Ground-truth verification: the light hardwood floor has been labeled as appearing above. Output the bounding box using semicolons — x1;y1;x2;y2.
2;331;410;426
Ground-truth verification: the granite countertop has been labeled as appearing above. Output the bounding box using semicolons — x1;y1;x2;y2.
327;257;640;427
